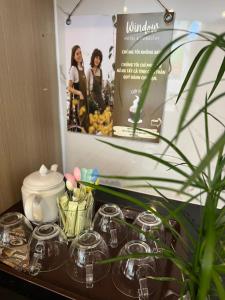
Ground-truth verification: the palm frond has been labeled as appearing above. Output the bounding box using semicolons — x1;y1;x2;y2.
175;46;208;104
97;139;191;179
197;199;216;300
179;92;225;135
177;34;224;137
208;56;225;98
124;184;192;197
207;112;225;128
133;33;190;133
204;94;211;182
100;174;204;189
180;133;225;193
212;270;225;300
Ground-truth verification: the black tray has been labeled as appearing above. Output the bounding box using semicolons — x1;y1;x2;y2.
0;189;187;300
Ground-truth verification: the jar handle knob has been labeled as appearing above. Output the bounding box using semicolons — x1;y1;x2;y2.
39;164;49;176
50;164;58;172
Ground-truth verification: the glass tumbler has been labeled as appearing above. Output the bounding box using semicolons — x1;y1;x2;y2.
92;203;127;249
131;211;164;252
0;212;33;247
28;223;68;276
0;212;33;271
112;240;156;299
66;229;110;288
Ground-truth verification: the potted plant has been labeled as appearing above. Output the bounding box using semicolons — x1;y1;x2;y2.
83;30;225;300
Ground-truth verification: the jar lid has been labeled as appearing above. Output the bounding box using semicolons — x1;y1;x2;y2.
23;164;64;191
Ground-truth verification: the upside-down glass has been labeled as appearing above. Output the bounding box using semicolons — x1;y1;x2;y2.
66;229;110;288
131;211;164;252
0;212;33;247
112;240;156;299
0;212;33;271
28;223;68;276
92;203;127;249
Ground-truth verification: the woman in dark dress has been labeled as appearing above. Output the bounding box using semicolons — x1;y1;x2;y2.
68;45;88;132
86;48;106;114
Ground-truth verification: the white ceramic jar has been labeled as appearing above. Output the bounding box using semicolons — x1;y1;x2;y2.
21;164;65;224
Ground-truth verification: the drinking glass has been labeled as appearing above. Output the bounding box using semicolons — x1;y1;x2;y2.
112;240;156;299
66;229;110;288
92;203;127;248
28;223;68;276
0;212;33;271
131;211;164;252
0;212;33;247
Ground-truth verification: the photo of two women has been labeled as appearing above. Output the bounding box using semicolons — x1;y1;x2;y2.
67;45;114;136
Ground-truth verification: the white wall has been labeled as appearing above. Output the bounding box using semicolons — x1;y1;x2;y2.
54;0;225;206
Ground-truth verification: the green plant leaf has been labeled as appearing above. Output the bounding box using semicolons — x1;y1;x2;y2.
116;36;195;109
212;151;225;186
204;93;211;182
138;129;195;172
181;132;225;192
92;30;225;299
133;32;223;138
214;264;225;274
136;128;205;187
167;162;190;170
212;270;225;300
177;34;223;136
142;78;225;127
197;194;216;300
97;139;191;179
208;56;225;98
175;46;208;104
161;92;225;159
96;249;195;283
167;78;225;103
179;92;225;134
81;181;191;249
147;183;197;247
146;276;181;283
96;252;161;264
188;126;203;163
169;257;197;283
124;184;192;197
207;112;225;128
215;177;225;190
99;174;204;189
113;217;171;251
80;181;150;211
133;33;190;133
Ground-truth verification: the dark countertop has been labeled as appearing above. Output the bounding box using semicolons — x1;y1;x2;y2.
0;186;202;300
0;271;68;300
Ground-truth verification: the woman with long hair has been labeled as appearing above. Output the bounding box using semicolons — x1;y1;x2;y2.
68;45;88;132
86;48;106;114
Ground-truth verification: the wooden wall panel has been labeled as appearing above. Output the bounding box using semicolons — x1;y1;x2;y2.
0;0;62;213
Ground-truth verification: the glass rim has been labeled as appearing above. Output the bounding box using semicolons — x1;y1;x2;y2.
32;223;60;240
136;211;162;227
98;203;122;218
74;230;102;249
0;212;23;227
124;240;151;255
